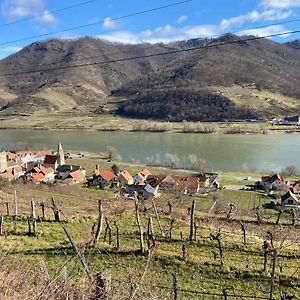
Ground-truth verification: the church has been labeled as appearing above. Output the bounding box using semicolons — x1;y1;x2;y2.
43;142;65;170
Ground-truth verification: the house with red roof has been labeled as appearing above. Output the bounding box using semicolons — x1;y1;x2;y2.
40;167;55;182
0;171;14;182
63;170;86;185
133;169;152;184
87;169;117;189
28;172;45;183
118;170;134;186
261;174;287;191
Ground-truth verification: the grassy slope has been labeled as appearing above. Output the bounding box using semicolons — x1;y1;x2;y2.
0;159;299;299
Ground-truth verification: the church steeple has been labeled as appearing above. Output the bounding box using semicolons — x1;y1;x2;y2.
57;142;65;166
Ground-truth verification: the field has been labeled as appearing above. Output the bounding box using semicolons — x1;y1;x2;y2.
1;107;300;135
0;160;299;299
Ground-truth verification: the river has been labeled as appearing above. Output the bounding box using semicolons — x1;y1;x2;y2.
0;129;298;172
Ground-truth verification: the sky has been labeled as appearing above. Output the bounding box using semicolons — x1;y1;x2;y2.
0;0;300;58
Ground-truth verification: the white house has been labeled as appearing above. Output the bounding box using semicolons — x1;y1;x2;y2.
261;174;286;191
40;167;55;183
281;191;300;210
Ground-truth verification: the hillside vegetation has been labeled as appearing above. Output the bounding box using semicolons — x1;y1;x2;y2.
1;35;300;122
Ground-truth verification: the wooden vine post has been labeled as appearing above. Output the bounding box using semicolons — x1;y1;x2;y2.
93;199;104;246
151;199;164;237
263;240;269;273
51;197;60;222
13;190;18;216
269;249;277;300
134;193;144;254
189;200;195;241
147;217;156;248
40;202;46;220
31;199;38;235
240;222;247;247
95;271;111;300
172;273;179;300
63;226;93;282
0;216;4;236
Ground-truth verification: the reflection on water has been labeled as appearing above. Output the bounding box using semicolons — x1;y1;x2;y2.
0;129;298;171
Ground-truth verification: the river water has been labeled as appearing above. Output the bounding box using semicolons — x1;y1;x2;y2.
0;129;298;172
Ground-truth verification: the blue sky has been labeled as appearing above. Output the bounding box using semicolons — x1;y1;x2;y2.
0;0;300;58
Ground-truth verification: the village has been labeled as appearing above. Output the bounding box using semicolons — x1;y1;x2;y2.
0;143;299;214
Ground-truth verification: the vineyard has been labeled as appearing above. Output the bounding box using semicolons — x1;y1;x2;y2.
0;175;299;300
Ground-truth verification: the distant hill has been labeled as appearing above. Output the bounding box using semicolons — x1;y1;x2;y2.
285;40;300;50
1;35;300;121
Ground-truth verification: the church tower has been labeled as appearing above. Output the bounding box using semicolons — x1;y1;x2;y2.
57;142;65;166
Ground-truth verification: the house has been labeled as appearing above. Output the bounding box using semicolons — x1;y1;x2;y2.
43;143;65;171
125;183;160;198
21;153;37;165
261;174;286;191
56;165;84;180
40;167;55;183
173;176;201;194
144;184;160;198
293;181;300;194
281;191;300;209
0;152;7;173
94;170;117;189
5;163;23;179
0;171;14;181
63;170;86;185
133;169;151;184
197;173;211;189
28;172;45;183
159;175;178;191
282;115;300;125
209;174;221;190
7;150;52;164
118;170;134;186
44;155;59;170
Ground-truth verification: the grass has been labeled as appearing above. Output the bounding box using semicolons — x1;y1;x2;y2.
0;107;300;134
0;158;298;299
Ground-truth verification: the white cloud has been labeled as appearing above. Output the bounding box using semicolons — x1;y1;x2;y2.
98;24;219;44
1;0;43;20
35;11;58;25
177;15;187;24
1;46;22;52
103;17;119;30
220;9;292;30
0;45;22;59
239;25;288;37
1;0;58;25
262;0;300;9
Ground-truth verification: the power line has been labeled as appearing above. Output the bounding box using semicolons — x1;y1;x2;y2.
0;0;193;48
0;29;300;77
7;14;300;71
223;17;300;37
1;10;300;73
0;0;100;29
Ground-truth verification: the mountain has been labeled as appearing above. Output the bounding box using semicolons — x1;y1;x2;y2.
1;35;300;121
285;40;300;50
